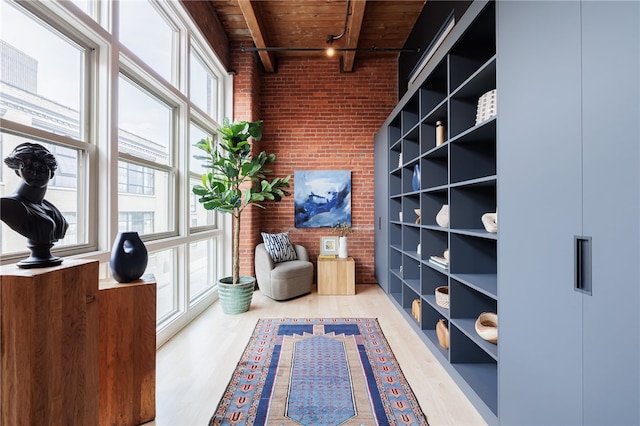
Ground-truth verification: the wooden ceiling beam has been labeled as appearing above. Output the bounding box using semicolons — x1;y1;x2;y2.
237;0;277;73
342;0;367;72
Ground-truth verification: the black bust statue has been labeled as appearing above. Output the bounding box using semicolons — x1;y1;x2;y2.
1;143;69;268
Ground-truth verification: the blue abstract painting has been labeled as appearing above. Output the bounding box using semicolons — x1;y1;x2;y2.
294;170;351;228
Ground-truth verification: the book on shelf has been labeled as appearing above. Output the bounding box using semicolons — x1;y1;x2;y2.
318;254;337;259
429;255;449;269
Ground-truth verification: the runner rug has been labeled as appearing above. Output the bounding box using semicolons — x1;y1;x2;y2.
209;318;429;426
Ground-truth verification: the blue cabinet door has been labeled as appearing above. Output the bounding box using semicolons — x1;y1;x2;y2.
581;3;640;425
497;1;584;424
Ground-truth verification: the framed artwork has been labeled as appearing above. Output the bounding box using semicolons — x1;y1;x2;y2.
320;236;339;256
294;170;351;228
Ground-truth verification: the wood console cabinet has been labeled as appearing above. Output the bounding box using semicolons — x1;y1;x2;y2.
0;260;99;426
99;274;157;426
317;257;355;295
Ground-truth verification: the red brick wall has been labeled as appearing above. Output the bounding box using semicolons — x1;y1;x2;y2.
253;55;398;284
230;41;263;278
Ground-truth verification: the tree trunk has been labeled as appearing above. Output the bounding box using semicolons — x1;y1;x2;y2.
232;212;240;284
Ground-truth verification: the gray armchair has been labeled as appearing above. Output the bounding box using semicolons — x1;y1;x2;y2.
255;243;313;301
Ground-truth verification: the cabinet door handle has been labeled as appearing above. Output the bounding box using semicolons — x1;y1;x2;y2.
575;236;592;295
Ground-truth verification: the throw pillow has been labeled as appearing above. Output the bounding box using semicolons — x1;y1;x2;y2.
261;232;298;263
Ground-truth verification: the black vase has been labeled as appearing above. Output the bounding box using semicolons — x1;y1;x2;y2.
110;232;148;283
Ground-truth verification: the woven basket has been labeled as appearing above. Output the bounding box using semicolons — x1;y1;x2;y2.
435;286;449;309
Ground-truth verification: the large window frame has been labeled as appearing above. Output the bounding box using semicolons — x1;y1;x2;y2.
0;0;233;347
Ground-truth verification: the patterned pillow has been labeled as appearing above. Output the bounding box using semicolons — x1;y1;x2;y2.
261;232;298;263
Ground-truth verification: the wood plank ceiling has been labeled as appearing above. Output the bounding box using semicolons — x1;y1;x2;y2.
184;0;426;73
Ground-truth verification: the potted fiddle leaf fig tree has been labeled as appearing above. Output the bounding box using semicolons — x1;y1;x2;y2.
192;118;290;314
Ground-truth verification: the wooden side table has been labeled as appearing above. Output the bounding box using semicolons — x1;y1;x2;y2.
317;257;355;295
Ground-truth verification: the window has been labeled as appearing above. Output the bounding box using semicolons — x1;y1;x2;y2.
190;48;218;116
118;162;155;195
119;0;175;83
0;0;230;347
118;212;154;235
0;4;84;140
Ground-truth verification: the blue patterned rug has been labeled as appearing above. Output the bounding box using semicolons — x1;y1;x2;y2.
210;318;429;425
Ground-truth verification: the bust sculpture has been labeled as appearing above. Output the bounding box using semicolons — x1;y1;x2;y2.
1;143;69;268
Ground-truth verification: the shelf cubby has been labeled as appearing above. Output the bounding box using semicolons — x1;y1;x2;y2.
421;228;449;264
389;170;402;197
402;161;421;193
450;119;496;184
389;143;403;172
450;180;496;231
422;266;449;308
402;224;421;258
421;148;449;189
388;116;401;146
449;234;497;297
420;190;449;228
449;60;496;138
448;1;496;91
388;272;403;306
419;60;448;118
402;255;421;294
389;221;402;248
401;95;419;135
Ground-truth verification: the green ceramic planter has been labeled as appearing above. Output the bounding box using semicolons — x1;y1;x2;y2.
218;276;255;314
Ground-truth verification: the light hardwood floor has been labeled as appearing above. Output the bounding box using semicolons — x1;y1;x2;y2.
145;284;487;426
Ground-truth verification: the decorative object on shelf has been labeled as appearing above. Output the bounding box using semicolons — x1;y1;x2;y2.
475;89;497;125
320;236;339;256
443;248;450;261
436;204;449;227
398;152;402;168
398;212;403;222
436;120;446;146
436;319;449;349
435;286;449;309
399;265;403;277
429;255;449;269
411;299;421;322
416;244;421;256
1;143;69;269
414;208;421;224
333;222;354;259
411;163;421;191
294;170;350;228
482;212;498;233
475;312;498;344
110;231;148;283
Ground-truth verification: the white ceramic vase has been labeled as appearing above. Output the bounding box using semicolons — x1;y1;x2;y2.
338;236;348;258
436;204;449;227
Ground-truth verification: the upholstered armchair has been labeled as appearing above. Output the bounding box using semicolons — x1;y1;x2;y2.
255;243;313;301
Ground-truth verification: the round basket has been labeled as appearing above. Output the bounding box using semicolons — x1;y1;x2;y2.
435;286;449;309
475;312;498;344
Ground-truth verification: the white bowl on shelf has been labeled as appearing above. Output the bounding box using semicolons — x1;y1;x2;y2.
475;312;498;344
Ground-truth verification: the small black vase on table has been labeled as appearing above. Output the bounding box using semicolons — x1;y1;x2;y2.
109;231;148;283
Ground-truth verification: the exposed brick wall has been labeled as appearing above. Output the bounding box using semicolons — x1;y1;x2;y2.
230;41;263;278
254;56;398;284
